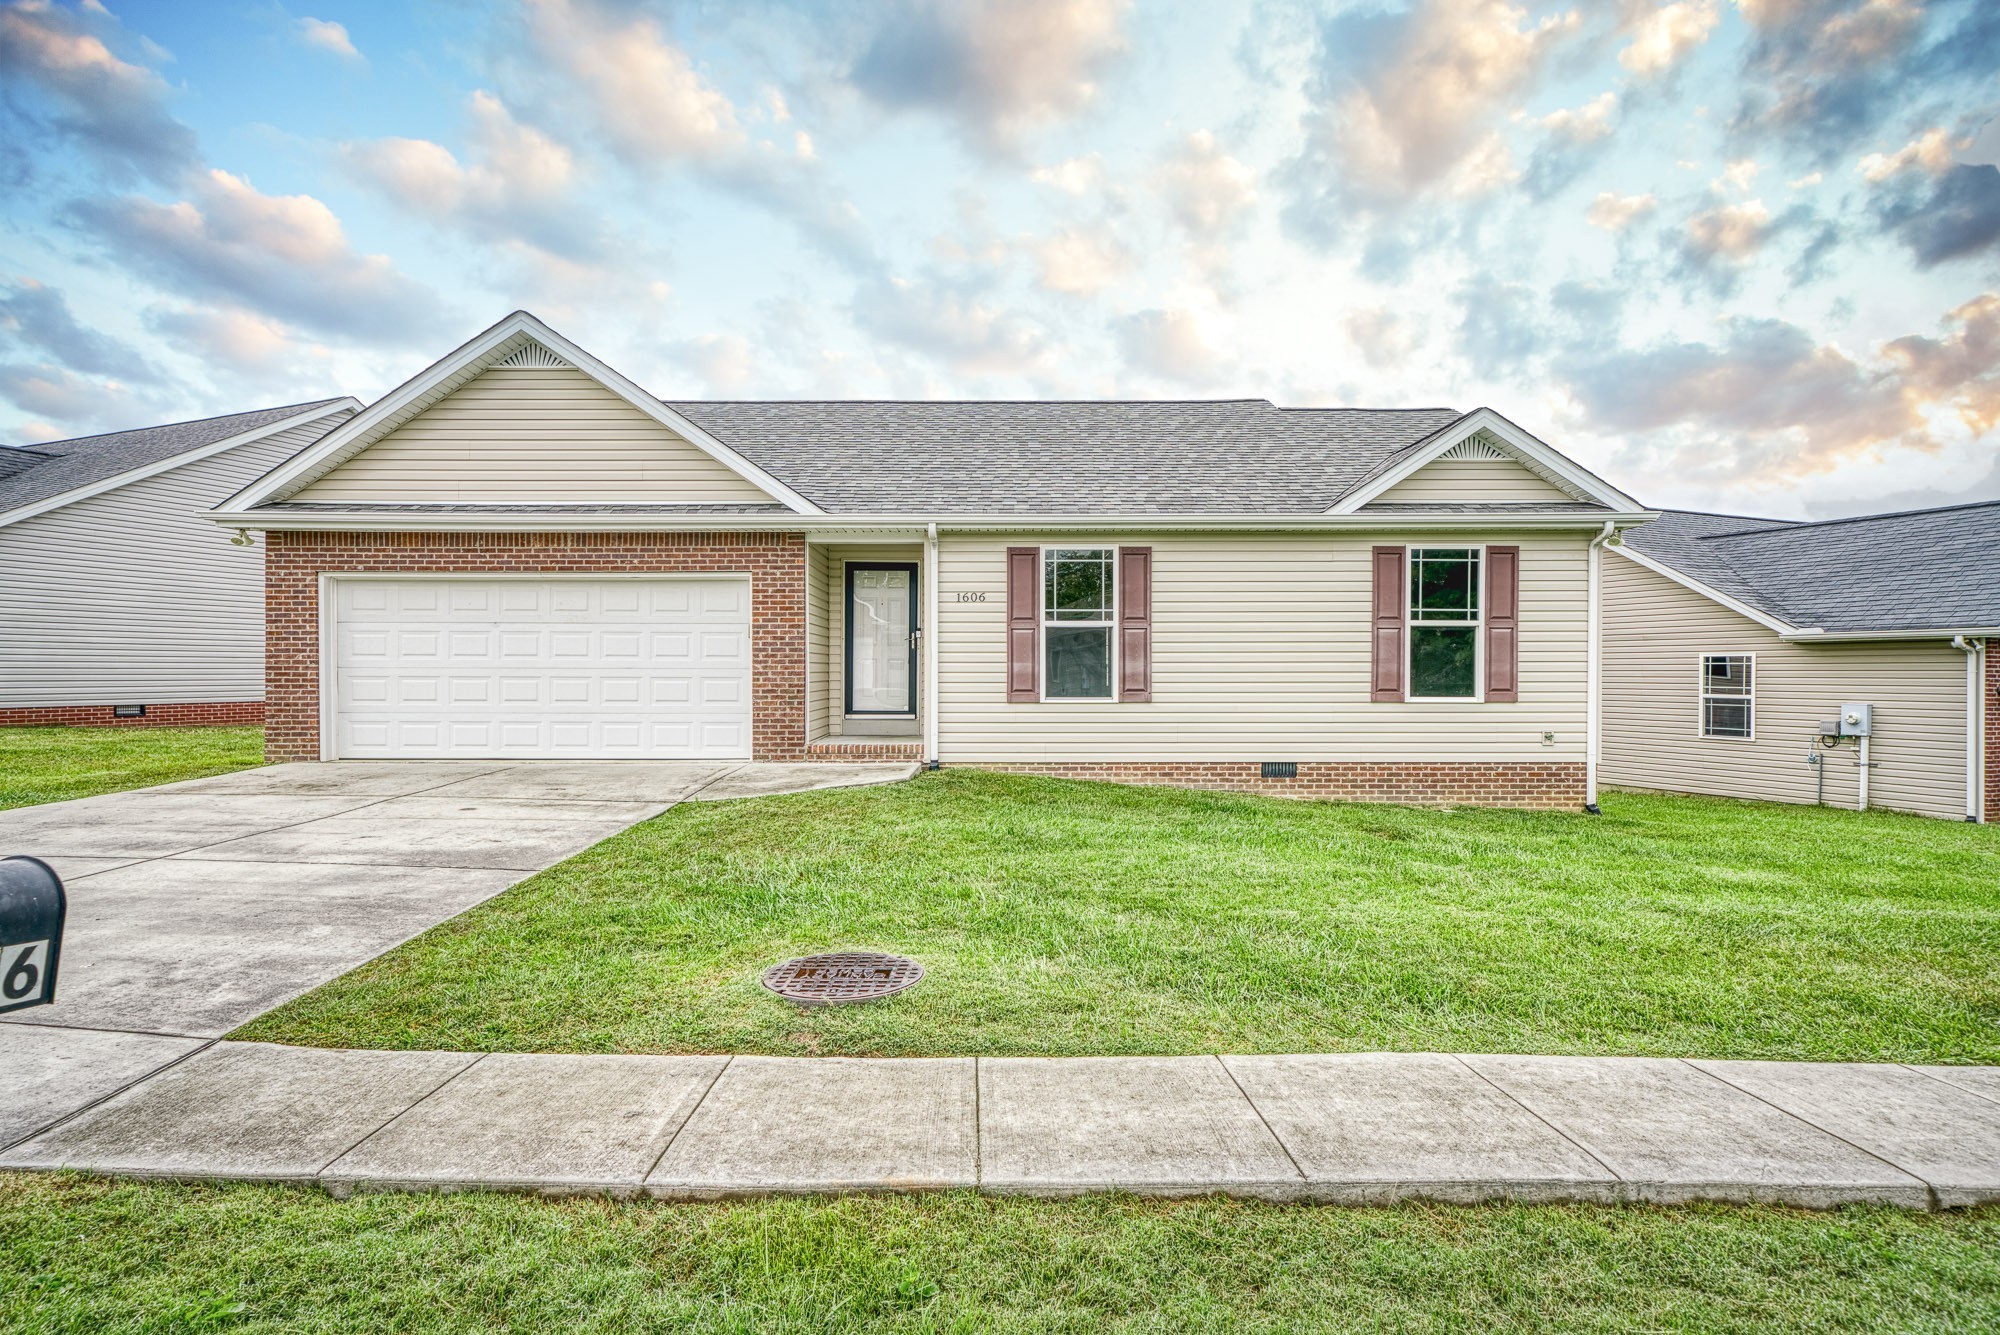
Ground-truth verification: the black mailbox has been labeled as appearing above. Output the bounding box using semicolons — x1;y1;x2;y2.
0;856;64;1013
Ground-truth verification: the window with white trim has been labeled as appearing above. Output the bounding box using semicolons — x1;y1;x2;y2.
1700;654;1754;738
1043;547;1115;699
1408;547;1481;699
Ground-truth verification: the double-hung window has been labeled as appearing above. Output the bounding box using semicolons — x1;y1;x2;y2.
1408;547;1482;700
1699;654;1753;738
1043;547;1115;699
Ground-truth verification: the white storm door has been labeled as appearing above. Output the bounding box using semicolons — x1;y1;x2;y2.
847;566;914;714
332;577;751;759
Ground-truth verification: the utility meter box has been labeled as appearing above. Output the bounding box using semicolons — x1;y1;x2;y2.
1839;703;1874;737
0;855;64;1013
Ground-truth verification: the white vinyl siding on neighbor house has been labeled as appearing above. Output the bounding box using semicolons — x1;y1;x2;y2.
0;410;351;708
934;531;1589;761
806;544;833;742
1375;458;1576;504
1601;553;1970;819
290;366;775;504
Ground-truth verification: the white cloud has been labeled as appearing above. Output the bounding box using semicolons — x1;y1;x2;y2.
1034;224;1129;295
1711;157;1759;192
1031;153;1108;197
345;91;598;260
853;274;1048;377
1114;307;1229;386
672;333;755;392
0;0;196;183
1618;1;1718;77
1684;199;1773;259
1587;190;1656;230
1293;0;1579;213
1538;91;1617;143
295;17;359;61
1858;127;1957;182
852;0;1131;152
1788;171;1823;189
1157;131;1256;238
146;304;302;370
71;168;443;342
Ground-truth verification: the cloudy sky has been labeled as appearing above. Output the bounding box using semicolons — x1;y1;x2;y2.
1;0;1996;516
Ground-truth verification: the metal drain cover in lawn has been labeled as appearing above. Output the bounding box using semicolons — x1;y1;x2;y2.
761;951;924;1006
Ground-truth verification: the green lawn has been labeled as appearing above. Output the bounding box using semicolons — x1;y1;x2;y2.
0;725;265;810
2;1177;1994;1332
236;771;2000;1063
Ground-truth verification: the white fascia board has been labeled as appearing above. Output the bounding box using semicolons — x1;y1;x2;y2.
0;399;362;530
222;311;823;515
1328;408;1645;514
1608;543;1806;636
211;507;1658;534
1779;626;2000;642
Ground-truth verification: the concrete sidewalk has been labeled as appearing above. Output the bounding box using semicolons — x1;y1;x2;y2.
4;1031;1996;1209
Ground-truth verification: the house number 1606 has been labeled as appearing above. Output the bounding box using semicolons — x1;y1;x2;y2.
954;591;988;602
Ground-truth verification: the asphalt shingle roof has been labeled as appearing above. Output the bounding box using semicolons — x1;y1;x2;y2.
662;399;1466;513
1624;503;2000;634
0;401;348;520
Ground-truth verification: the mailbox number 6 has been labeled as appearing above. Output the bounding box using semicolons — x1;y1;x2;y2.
1;940;47;1003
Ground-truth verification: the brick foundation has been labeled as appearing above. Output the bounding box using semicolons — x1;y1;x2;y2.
265;530;806;764
965;760;1588;810
0;701;265;729
1986;640;1998;824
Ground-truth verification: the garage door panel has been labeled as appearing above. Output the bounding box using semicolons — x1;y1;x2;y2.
333;577;753;760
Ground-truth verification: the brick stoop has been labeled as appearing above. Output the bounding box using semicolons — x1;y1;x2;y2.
0;701;265;728
967;760;1588;810
807;738;926;762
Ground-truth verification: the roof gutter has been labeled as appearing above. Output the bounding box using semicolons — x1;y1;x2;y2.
1778;626;2000;643
209;508;1659;535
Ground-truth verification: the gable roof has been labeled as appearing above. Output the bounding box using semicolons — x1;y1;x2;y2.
0;399;353;525
1621;502;2000;636
228;311;821;514
662;400;1464;514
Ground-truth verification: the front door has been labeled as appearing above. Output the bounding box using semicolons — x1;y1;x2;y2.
846;563;917;715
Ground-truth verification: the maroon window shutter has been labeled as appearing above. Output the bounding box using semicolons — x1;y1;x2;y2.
1371;545;1405;702
1118;546;1152;702
1486;545;1519;703
1006;546;1040;702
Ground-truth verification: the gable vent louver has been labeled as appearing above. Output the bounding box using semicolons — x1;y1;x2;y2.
493;343;571;369
1437;435;1507;461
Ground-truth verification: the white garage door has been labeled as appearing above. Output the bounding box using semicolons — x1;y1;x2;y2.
331;577;751;759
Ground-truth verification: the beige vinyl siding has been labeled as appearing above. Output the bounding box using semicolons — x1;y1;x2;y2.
1376;459;1575;503
805;544;832;742
292;367;774;504
822;544;924;732
934;532;1588;761
1601;553;1970;820
0;410;353;707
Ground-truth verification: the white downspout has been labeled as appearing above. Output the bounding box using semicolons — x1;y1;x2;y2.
924;522;940;768
1858;734;1870;812
1953;635;1980;822
1585;520;1614;814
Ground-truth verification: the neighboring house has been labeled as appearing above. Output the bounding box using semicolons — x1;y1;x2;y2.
1603;506;1998;822
214;311;1655;809
0;399;361;727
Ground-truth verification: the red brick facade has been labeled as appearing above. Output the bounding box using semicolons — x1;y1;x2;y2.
807;739;926;761
0;701;264;728
1986;640;1998;824
968;761;1587;809
264;530;806;763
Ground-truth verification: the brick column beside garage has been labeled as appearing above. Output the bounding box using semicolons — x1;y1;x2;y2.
265;531;807;764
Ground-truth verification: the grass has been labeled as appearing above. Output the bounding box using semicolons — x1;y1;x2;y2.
2;1176;1995;1332
236;770;2000;1063
0;725;265;810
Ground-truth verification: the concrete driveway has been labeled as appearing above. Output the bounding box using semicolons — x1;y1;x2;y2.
0;760;912;1040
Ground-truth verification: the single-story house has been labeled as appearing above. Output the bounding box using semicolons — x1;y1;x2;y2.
0;399;359;727
1603;506;1997;822
209;311;1654;810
